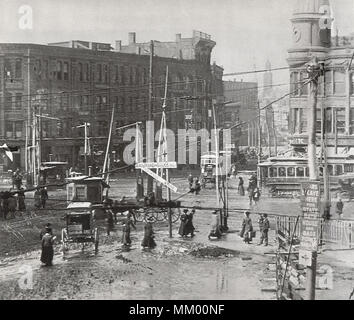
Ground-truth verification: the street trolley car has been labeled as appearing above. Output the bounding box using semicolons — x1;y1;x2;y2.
61;202;99;257
200;154;226;188
258;155;354;199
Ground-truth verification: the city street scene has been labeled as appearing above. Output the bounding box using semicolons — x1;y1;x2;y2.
1;0;354;302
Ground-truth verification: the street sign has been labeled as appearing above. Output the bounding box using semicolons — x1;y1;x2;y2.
299;181;321;266
136;161;177;169
140;167;178;193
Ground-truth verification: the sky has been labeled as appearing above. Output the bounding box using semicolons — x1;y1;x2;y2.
1;0;354;85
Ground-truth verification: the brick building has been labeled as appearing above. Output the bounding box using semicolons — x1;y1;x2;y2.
0;31;221;171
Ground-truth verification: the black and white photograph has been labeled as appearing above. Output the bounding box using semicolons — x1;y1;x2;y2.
0;0;354;303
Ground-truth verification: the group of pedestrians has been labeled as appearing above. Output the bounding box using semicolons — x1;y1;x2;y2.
188;174;201;195
104;201;156;250
240;211;270;246
178;208;196;238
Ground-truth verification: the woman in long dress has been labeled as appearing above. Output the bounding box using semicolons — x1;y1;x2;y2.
40;227;56;266
240;211;253;244
208;210;222;239
238;177;245;196
122;213;136;246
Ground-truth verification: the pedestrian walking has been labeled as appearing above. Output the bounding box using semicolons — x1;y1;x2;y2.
258;214;270;246
17;188;26;212
7;194;17;219
253;187;261;205
121;213;136;247
336;198;344;219
240;211;253;244
194;178;201;195
184;209;196;238
141;217;156;249
248;186;254;206
34;188;41;209
40;227;56;267
40;187;48;209
238;177;245;196
188;173;194;190
208;210;222;240
178;209;188;237
40;223;52;240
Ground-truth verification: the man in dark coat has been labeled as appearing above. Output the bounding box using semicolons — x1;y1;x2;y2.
258;214;270;246
336;198;344;219
238;177;245;196
40;227;55;266
18;188;26;211
121;213;136;247
40;188;48;209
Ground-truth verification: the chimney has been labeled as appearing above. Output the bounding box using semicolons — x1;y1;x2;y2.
176;33;182;42
128;32;136;44
115;40;122;51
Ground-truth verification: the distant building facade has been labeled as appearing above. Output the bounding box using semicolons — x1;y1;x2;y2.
223;80;258;148
0;31;220;171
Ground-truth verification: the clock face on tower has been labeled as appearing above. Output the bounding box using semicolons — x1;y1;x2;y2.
293;27;301;43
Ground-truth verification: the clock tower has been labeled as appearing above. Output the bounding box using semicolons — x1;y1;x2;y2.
288;0;333;67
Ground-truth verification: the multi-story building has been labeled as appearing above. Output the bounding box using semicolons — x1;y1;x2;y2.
223;80;259;148
287;0;354;175
0;31;220;171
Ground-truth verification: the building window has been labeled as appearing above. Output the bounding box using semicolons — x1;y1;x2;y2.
5;121;22;138
15;58;22;78
78;63;83;81
299;108;307;133
300;72;308;96
57;61;62;80
44;60;49;79
85;63;89;81
129;67;133;85
336;108;346;134
290;72;299;96
120;66;125;85
97;64;102;82
334;71;345;94
15;93;22;110
4;59;12;78
103;64;108;83
35;59;42;78
102;96;107;110
5;94;12;111
115;66;119;82
325;70;332;95
63;62;69;80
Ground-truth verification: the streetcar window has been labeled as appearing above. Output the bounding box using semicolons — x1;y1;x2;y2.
328;165;333;176
336;165;343;176
269;167;277;177
262;168;268;178
305;168;309;177
278;167;286;177
287;167;295;177
344;164;354;173
296;167;305;177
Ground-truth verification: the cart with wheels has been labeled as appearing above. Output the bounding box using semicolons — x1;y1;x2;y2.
61;202;99;258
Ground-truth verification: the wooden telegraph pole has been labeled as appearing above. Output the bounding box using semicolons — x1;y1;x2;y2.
305;59;322;300
147;40;154;194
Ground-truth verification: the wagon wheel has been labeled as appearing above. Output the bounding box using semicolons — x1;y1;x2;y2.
144;208;157;223
134;209;145;222
94;228;99;255
171;208;181;223
154;208;167;222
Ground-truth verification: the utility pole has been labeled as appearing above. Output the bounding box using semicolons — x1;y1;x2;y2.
147;40;155;194
257;101;262;188
272;108;278;156
305;59;322;301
